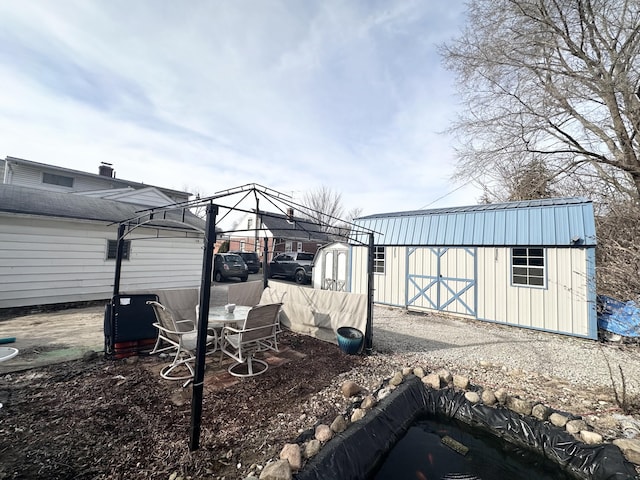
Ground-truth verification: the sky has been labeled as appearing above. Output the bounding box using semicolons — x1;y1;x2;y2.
0;0;483;218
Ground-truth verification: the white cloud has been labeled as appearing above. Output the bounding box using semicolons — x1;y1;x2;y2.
0;0;482;217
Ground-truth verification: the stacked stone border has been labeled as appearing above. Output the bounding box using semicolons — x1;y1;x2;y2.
253;367;640;480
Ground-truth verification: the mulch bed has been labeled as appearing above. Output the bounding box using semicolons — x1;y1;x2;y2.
0;331;362;479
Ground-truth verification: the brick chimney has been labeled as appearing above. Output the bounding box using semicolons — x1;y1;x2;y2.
99;162;114;177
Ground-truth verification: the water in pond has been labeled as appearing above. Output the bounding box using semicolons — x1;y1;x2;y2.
373;415;573;480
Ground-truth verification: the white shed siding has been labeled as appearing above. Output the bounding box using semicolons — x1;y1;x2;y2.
0;215;203;308
475;247;591;337
350;246;369;296
373;247;406;306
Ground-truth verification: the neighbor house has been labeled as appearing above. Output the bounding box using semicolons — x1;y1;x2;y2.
315;198;597;339
219;210;331;262
0;157;204;309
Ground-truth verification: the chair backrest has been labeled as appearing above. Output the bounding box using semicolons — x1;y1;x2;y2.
240;303;281;343
147;300;181;343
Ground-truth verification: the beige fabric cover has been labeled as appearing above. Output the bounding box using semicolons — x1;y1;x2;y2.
227;280;264;307
259;282;367;345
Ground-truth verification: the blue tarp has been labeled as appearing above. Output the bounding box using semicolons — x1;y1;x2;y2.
597;295;640;338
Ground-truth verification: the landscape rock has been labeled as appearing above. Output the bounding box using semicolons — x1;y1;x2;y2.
259;460;292;480
351;408;366;423
566;419;588;435
437;369;452;384
531;404;551;421
494;388;508;404
303;440;321;459
377;387;393;400
402;367;413;376
453;375;470;390
413;367;425;378
361;394;377;410
315;424;333;443
330;415;348;433
613;438;640;464
506;397;533;415
580;430;603;445
549;413;569;428
422;373;441;389
341;381;362;398
389;372;404;386
481;389;497;405
279;444;301;471
464;391;480;403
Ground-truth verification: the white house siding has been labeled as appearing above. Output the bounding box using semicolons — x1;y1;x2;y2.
4;162;122;192
0;215;203;308
476;247;592;337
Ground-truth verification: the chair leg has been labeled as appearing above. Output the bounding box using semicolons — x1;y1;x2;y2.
227;355;268;377
160;353;195;382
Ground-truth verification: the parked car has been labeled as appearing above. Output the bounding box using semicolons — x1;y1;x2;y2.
213;253;249;282
229;251;261;273
268;251;314;284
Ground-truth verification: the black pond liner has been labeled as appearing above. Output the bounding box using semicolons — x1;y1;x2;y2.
294;376;637;480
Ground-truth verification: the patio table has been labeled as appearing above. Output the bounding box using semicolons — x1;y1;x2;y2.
207;305;252;349
0;346;18;363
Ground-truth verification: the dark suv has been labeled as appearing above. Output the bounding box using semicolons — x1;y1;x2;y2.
229;251;261;274
268;251;314;284
213;253;249;282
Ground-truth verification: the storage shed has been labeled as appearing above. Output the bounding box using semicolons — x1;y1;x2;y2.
346;198;597;339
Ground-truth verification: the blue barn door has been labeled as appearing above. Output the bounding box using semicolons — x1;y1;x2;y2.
406;247;477;316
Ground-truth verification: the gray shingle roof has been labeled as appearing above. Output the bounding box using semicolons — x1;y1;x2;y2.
0;184;205;231
260;211;330;242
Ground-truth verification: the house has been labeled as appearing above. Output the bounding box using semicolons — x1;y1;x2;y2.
318;198;597;339
0;157;204;309
220;210;331;261
1;156;190;204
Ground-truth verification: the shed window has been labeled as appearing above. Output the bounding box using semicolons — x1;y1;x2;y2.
374;246;385;274
107;240;131;260
511;247;545;287
43;172;74;187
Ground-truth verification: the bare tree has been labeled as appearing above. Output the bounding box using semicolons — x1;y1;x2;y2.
441;0;640;202
301;186;345;232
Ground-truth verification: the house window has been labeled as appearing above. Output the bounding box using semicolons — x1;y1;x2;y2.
43;172;74;187
297;241;303;252
374;246;385;274
240;241;245;251
285;241;292;252
107;240;131;260
511;247;545;287
247;218;253;230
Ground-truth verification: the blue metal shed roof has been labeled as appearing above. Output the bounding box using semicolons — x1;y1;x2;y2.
351;197;596;247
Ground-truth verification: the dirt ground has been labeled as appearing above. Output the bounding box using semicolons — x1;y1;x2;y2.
0;304;362;479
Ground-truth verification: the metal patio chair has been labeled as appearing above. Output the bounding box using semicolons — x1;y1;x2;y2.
220;303;282;377
147;300;216;385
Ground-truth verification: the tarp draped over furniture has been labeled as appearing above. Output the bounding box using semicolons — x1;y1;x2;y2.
259;282;367;345
113;281;367;357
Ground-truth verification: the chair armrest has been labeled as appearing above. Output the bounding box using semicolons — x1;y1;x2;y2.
153;322;191;336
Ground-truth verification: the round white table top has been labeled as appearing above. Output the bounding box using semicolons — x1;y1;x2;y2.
0;346;19;363
207;305;252;323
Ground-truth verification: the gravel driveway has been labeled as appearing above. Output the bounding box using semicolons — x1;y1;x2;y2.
373;305;640;395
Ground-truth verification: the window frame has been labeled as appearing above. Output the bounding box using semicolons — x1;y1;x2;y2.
42;172;74;188
511;247;546;288
107;239;131;261
373;246;385;274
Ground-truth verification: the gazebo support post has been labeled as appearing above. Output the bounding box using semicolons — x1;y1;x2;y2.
263;236;269;290
189;203;217;451
365;233;374;354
